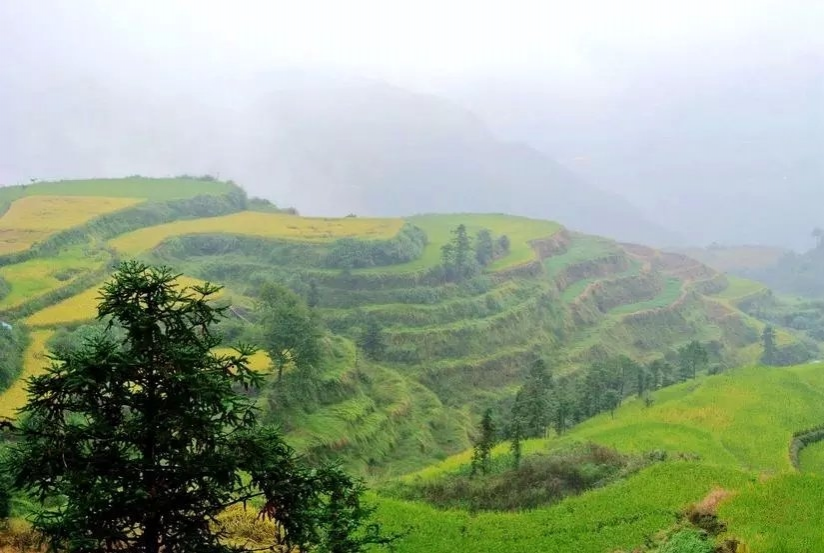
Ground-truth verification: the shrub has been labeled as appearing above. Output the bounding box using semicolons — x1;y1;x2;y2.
657;529;713;553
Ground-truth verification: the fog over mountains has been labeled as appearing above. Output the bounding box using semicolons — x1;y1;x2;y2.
2;0;822;248
0;70;674;244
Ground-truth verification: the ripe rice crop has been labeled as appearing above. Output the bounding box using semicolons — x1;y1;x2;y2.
0;195;141;254
109;212;404;255
26;275;222;327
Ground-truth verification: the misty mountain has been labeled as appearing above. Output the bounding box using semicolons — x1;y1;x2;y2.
447;53;823;249
0;71;676;244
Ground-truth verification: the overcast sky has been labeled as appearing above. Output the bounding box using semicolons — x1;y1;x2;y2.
4;0;821;88
2;1;823;247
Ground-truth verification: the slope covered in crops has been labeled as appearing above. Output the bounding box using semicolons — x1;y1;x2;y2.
0;177;810;477
379;362;824;553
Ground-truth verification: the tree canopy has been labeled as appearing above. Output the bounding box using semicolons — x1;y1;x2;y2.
4;261;389;553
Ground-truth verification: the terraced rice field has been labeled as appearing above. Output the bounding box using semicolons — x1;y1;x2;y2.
0;177;235;202
711;275;767;302
0;329;53;419
362;214;561;274
0;195;141;254
610;277;683;315
379;362;824;552
0;246;109;309
109;212;405;255
25;275;223;327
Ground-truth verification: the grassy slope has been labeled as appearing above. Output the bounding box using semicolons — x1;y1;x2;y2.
0;245;109;309
0;177;235;202
379;363;824;553
358;214;561;274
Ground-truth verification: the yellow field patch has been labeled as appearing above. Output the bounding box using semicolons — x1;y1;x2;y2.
25;275;223;327
0;330;53;419
213;347;272;372
0;195;142;254
109;211;404;255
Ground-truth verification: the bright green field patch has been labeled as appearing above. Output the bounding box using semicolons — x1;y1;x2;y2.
711;275;767;302
797;440;824;474
0;177;235;203
419;364;824;479
0;246;109;309
383;364;824;551
376;463;751;553
610;277;683;315
562;278;595;301
720;473;824;552
561;262;643;303
543;234;619;277
358;214;561;275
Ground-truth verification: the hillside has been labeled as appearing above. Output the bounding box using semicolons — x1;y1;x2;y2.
0;178;805;479
0;72;677;245
376;361;824;552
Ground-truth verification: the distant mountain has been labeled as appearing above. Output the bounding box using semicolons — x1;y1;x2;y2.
446;54;823;248
0;71;678;245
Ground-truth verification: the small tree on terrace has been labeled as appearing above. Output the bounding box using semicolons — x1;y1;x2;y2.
475;229;495;266
359;318;387;360
258;282;323;381
471;408;496;477
679;341;709;380
4;262;390;553
761;325;778;365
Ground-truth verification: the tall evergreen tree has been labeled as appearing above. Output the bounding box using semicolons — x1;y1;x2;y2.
761;325;778;365
475;229;495;266
513;358;555;438
679;341;709;380
509;416;524;470
441;224;475;282
471;408;496;477
359;318;387;360
4;262;389;553
307;279;320;308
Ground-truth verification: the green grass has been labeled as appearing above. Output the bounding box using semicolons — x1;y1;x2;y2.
797;440;824;473
380;363;824;552
711;275;767;302
375;463;752;553
0;177;236;202
560;262;643;303
0;245;109;309
720;473;824;552
610;277;683;315
356;214;561;274
543;234;619;277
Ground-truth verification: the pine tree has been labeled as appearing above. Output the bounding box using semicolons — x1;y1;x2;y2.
761;325;778;365
475;229;495;266
512;358;554;438
359;318;387;360
471;408;496;477
509;416;523;470
4;262;390;553
307;279;320;308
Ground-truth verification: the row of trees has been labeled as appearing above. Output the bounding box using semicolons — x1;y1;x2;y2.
439;224;510;283
471;341;713;474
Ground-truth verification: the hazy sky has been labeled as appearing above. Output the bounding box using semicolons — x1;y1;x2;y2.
2;1;823;247
4;0;821;87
